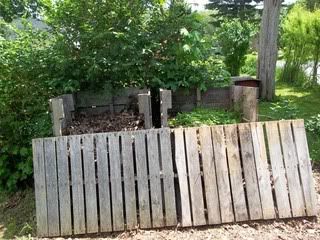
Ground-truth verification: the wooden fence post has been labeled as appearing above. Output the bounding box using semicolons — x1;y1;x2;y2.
160;89;172;127
49;94;75;136
138;93;153;129
231;86;258;122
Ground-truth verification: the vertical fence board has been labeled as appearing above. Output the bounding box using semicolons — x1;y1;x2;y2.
159;128;177;226
134;132;152;228
198;127;221;224
83;134;99;233
69;135;86;234
146;130;164;228
185;128;206;226
250;123;275;219
56;136;72;235
238;124;263;220
265;121;292;218
109;133;124;231
279;121;306;217
173;129;192;227
211;126;234;223
96;134;112;232
292;120;317;216
32;139;48;237
44;138;60;236
122;133;138;229
224;125;248;222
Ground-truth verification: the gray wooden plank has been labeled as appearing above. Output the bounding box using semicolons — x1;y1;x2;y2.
32;138;48;237
122;133;138;229
198;127;221;224
238;123;263;220
82;134;99;233
159;128;177;226
44;138;60;236
292;119;317;216
250;122;275;219
134;131;151;228
56;136;72;236
184;128;206;226
265;121;292;218
146;130;164;228
173;129;192;227
224;125;248;222
211;125;234;223
108;133;124;231
69;135;86;234
96;134;112;232
279;120;306;217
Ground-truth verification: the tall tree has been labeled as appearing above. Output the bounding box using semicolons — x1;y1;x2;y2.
257;0;282;100
206;0;263;25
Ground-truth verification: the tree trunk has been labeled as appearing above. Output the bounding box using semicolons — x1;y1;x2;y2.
257;0;282;100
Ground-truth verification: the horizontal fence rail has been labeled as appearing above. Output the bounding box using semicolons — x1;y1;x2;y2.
32;120;317;237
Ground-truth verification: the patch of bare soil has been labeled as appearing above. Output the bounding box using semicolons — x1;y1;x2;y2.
48;167;320;240
65;112;144;135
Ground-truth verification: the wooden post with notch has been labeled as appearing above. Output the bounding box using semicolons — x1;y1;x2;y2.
138;92;153;129
160;89;172;128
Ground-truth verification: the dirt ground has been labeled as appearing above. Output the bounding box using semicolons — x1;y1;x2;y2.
45;167;320;240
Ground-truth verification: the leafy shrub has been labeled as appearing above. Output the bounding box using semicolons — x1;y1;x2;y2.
306;114;320;134
0;22;55;191
241;53;257;76
169;108;240;128
216;20;255;76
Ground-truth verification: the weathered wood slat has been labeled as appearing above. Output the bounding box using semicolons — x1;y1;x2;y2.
224;125;248;222
238;124;263;220
69;135;86;234
279;121;306;217
250;122;275;219
96;134;112;232
56;136;72;236
44;138;60;236
292;120;317;216
146;130;164;228
134;132;152;228
32;138;48;237
211;126;234;223
198;127;221;224
122;133;138;229
159;128;177;226
82;134;99;233
184;128;206;226
173;129;192;227
108;133;124;231
265;121;292;218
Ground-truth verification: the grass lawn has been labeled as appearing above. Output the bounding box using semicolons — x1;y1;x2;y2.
259;81;320;162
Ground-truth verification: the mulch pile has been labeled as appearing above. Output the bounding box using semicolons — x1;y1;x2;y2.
64;112;144;135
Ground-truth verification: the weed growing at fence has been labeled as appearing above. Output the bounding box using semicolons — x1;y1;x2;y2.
169;108;240;128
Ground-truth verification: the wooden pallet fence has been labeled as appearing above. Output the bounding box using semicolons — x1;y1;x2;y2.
32;120;317;237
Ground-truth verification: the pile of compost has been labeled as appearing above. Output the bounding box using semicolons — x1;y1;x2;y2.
65;112;144;135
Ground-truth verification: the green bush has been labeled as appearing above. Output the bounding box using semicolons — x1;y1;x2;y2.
216;20;255;76
241;53;257;76
0;22;55;191
169;108;240;128
268;99;299;120
306;114;320;135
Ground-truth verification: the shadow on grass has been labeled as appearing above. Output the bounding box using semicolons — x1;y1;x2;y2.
0;188;36;239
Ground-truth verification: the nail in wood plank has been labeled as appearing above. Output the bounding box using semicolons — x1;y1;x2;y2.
56;136;72;235
32;138;48;237
184;128;206;226
224;125;248;222
199;127;221;224
173;129;192;227
265;121;291;218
